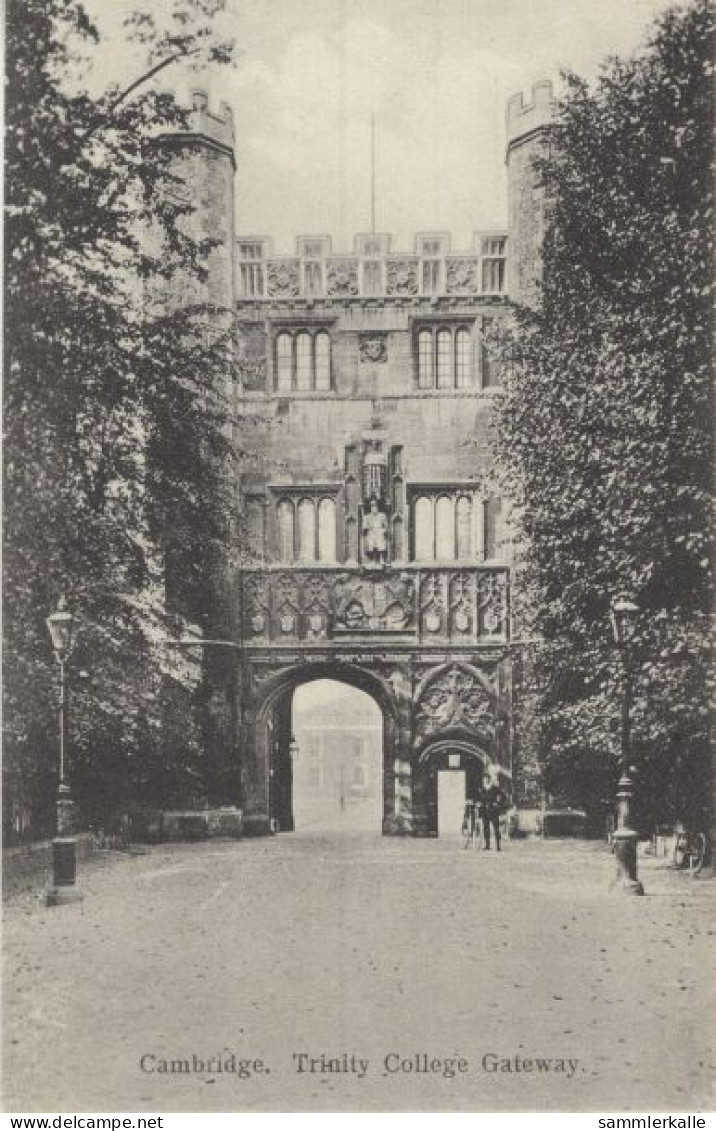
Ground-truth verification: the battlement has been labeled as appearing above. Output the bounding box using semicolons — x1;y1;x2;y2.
188;89;235;154
235;229;509;300
506;80;554;149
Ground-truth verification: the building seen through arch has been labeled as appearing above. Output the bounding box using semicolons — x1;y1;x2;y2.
291;680;383;832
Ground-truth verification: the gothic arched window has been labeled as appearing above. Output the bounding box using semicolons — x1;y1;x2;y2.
456;494;473;559
277;499;294;561
415;325;475;389
414;496;434;560
297;498;316;561
295;332;312;391
435;495;455;559
455;328;472;387
276;333;292;391
417;330;434;389
484;496;503;560
318;497;336;562
436;329;453;389
411;489;503;562
314;332;331;391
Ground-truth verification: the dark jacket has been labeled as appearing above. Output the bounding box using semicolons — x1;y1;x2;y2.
479;784;507;820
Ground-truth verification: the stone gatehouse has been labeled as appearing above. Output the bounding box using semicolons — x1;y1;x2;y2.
164;82;554;834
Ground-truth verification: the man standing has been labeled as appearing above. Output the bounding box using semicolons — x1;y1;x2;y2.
479;773;507;851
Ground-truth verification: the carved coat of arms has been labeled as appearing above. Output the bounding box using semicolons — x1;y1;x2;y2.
333;573;414;632
360;336;387;364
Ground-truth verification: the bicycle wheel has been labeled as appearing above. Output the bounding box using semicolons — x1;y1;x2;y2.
691;831;709;875
673;834;688;869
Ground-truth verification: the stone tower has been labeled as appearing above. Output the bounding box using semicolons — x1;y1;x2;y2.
156;92;240;805
161;89;237;310
505;80;555;306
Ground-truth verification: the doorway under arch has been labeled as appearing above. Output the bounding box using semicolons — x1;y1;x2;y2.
291;680;383;832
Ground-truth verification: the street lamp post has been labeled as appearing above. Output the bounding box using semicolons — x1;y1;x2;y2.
610;594;645;896
43;595;83;904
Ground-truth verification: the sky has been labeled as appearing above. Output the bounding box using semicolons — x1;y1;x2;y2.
83;0;681;252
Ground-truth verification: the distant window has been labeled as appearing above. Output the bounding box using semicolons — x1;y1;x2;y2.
274;330;332;392
315;332;331;391
420;238;444;295
238;242;265;298
455;329;472;388
295;332;312;390
411;489;504;562
277;499;295;561
480;317;495;388
481;237;506;294
435;495;455;560
240;242;264;259
414;496;434;560
417;330;434;389
436;329;453;389
456;495;473;559
297;498;316;561
318;498;337;562
484;496;504;560
415;325;474;389
302;240;323;259
276;333;292;391
274;493;338;563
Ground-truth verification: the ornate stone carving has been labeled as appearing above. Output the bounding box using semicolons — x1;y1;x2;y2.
333;572;415;633
415;665;495;743
477;572;507;637
419;572;447;636
359;335;388;364
327;260;359;296
446;257;479;294
386;258;419;296
266;260;300;297
300;574;332;639
244;576;269;637
274;574;300;637
449;571;476;637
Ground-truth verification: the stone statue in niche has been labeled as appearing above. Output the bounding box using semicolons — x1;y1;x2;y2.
362;497;388;566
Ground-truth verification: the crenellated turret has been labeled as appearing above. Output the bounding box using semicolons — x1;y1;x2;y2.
161;89;237;310
505;80;555;305
187;89;236;160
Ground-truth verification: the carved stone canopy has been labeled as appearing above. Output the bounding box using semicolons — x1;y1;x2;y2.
415;664;495;744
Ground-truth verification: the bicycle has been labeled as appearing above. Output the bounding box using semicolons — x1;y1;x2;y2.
672;822;711;875
461;803;480;850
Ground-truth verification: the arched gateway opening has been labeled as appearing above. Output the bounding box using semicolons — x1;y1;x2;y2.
291;681;383;832
240;656;510;838
242;661;409;836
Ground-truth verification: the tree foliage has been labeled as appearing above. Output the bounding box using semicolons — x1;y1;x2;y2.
4;0;240;838
491;1;713;828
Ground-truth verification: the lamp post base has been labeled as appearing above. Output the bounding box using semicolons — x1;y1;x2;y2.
40;885;84;906
39;837;84;905
612;828;645;895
